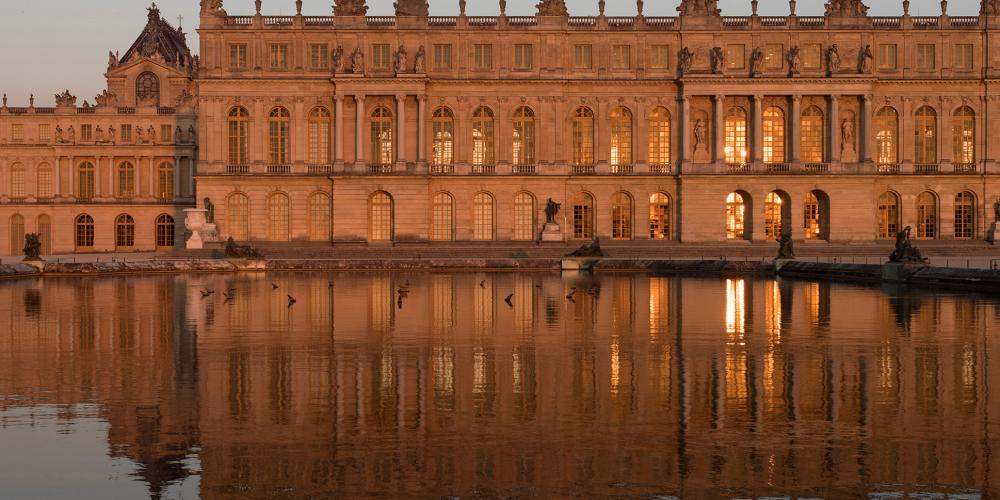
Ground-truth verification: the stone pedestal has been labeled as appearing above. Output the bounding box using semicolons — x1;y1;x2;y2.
184;209;220;249
540;223;563;242
693;144;710;162
882;262;926;283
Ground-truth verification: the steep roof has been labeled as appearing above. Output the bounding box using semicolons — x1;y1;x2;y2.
119;3;193;70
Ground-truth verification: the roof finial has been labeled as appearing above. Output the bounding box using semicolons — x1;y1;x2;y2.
255;0;262;15
789;0;797;16
903;0;910;15
751;0;759;16
598;0;606;16
296;0;303;15
637;0;643;16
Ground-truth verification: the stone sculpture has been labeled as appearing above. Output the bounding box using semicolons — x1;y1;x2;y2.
710;47;725;74
787;46;801;76
859;44;873;74
777;232;795;260
994;199;1000;223
827;44;841;74
352;48;364;74
841;118;855;148
825;0;869;17
332;46;344;73
678;47;694;76
108;125;116;142
224;237;263;259
536;0;568;16
95;126;105;142
204;197;215;223
23;234;42;261
334;0;368;16
677;0;721;16
545;198;561;224
54;126;64;143
201;0;226;15
94;89;118;107
395;45;408;74
176;126;183;144
985;0;1000;16
750;47;764;76
394;0;429;16
694;119;707;147
566;238;605;258
889;227;928;264
108;51;119;71
414;46;426;73
68;126;76;142
188;124;197;143
55;90;77;107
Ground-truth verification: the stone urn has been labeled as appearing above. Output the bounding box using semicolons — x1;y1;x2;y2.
184;208;209;249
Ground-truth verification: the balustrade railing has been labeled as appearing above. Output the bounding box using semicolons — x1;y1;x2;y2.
760;16;788;27
307;164;334;175
367;16;396;27
225;16;253;26
468;16;498;27
304;16;334;26
506;16;538;27
512;164;536;174
798;16;826;27
428;16;457;27
264;16;294;26
226;165;250;175
727;163;752;173
914;163;939;174
568;17;596;27
723;16;749;27
267;165;291;174
649;164;672;174
912;17;940;28
571;164;596;175
607;17;635;28
430;164;455;174
953;163;977;174
872;17;902;28
804;163;830;173
644;17;676;28
766;163;791;172
471;164;496;174
610;164;633;175
877;163;901;174
369;164;393;174
951;17;980;28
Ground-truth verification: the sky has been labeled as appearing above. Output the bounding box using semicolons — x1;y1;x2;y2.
0;0;975;106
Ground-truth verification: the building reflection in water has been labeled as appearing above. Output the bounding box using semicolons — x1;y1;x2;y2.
0;273;996;498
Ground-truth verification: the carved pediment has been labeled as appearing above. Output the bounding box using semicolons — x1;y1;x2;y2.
535;0;568;16
334;0;368;16
394;0;428;16
825;0;869;17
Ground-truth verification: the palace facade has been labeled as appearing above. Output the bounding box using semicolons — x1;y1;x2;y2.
3;0;1000;254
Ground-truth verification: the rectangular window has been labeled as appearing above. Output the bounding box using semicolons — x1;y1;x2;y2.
612;44;631;70
514;44;533;71
574;44;593;69
954;44;974;70
11;124;24;142
230;43;248;70
917;44;936;70
372;43;391;69
474;44;492;70
878;44;898;70
38;124;51;142
161;124;172;143
120;124;132;142
726;44;746;70
803;44;822;70
310;44;328;69
650;45;670;69
765;44;784;70
37;168;53;198
270;43;289;69
80;124;93;141
433;44;453;70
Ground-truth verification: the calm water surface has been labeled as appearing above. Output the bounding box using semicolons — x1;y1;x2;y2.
0;272;997;499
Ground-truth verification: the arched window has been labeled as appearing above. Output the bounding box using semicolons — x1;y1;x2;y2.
649;193;671;240
9;214;24;256
611;192;633;240
572;108;595;166
763;107;786;164
915;106;938;164
78;162;95;200
472;192;495;241
916;191;938;239
227;193;250;240
513;192;536;241
75;214;95;249
155;214;175;248
117;161;135;199
157;162;175;200
228;107;250;165
267;192;290;241
804;191;828;240
727;192;748;240
954;191;976;239
9;163;25;199
572;192;594;239
648;107;671;167
36;163;53;199
875;107;899;165
309;192;331;241
953;106;976;165
877;192;900;239
135;72;160;104
269;107;291;165
369;191;394;242
724;107;748;165
432;107;455;167
37;214;51;255
764;192;785;239
512;107;536;166
610;107;633;167
115;214;135;249
370;106;394;167
801;106;825;163
309;107;332;165
431;192;455;241
472;107;495;167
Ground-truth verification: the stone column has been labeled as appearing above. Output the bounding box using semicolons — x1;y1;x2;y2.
355;94;366;169
790;94;802;164
862;94;873;163
55;157;62;197
189;157;196;197
752;95;763;165
174;156;182;199
713;95;725;164
105;156;113;198
69;156;75;197
680;96;690;169
135;156;142;198
334;95;345;166
829;95;840;164
417;96;427;169
396;94;407;169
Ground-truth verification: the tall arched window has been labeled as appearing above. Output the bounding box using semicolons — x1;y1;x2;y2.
649;193;671;240
875;107;899;165
309;192;331;241
308;107;332;165
915;106;938;164
370;106;394;167
801;106;825;163
155;214;175;248
763;107;786;164
572;192;594;239
135;72;160;104
954;191;976;239
611;192;633;240
916;191;938;239
764;192;785;239
473;192;495;241
724;107;748;165
432;107;455;167
877;192;900;239
267;192;290;241
512;107;536;166
472;107;495;167
269;107;291;165
513;192;536;241
804;191;828;240
36;163;53;199
648;107;671;167
75;214;94;249
953;106;975;165
9;163;25;199
228;107;250;165
115;214;135;249
572;108;595;166
9;214;24;256
37;214;51;255
610;107;633;167
157;162;175;200
117;161;135;199
78;162;95;200
369;191;393;242
227;193;250;240
431;192;455;241
727;192;747;240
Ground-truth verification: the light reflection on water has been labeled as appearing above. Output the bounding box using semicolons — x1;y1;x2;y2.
0;272;996;499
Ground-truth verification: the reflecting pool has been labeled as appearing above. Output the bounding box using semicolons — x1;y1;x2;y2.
0;272;997;498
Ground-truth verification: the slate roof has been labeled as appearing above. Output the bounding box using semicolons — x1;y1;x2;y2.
119;3;193;70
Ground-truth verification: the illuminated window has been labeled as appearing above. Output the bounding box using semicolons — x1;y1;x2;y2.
648;107;671;166
136;72;159;103
432;107;455;166
724;107;748;165
514;44;533;70
36;163;53;199
309;192;331;241
765;44;783;70
228;107;249;165
157;162;174;199
804;192;822;240
801;106;825;163
308;107;331;164
878;44;897;70
115;214;135;249
370;106;394;166
954;44;974;71
513;192;535;241
369;191;393;242
75;214;94;249
762;107;785;164
953;106;975;165
229;43;248;70
764;192;784;239
472;107;495;167
77;162;95;200
878;192;900;239
915;106;937;164
876;107;899;165
431;192;454;241
267;192;290;241
227;193;250;240
512;107;535;165
310;44;328;69
649;193;671;240
611;192;633;240
116;162;135;199
572;107;595;166
612;44;631;69
270;43;289;69
726;44;745;70
433;44;453;70
916;44;936;70
916;191;938;239
572;192;594;240
9;214;24;256
650;45;670;69
727;192;747;240
473;192;495;241
954;191;976;239
474;44;492;70
9;163;25;199
269;107;290;165
372;44;391;69
155;214;175;248
37;214;51;255
610;107;632;167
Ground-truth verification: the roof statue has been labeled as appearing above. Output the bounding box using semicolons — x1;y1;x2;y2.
677;0;721;17
334;0;369;16
55;90;77;108
825;0;869;17
394;0;429;17
118;3;194;73
984;0;1000;15
536;0;568;16
200;0;225;16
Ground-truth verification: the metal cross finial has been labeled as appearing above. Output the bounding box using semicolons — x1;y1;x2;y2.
176;14;183;28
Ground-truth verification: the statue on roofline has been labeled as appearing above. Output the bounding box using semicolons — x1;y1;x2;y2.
825;0;869;17
394;0;429;16
677;0;721;16
334;0;368;16
536;0;568;16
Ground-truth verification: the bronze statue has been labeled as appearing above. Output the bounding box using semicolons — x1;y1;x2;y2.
777;232;795;260
544;198;561;224
23;234;42;261
566;238;605;258
889;226;928;264
204;197;215;223
224;237;263;259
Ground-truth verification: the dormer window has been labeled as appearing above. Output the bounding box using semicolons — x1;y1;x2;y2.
136;72;160;105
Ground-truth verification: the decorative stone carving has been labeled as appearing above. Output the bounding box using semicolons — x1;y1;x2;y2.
351;48;364;74
827;44;841;74
787;46;801;76
984;0;1000;16
29;94;34;107
750;47;764;77
175;89;196;110
136;125;146;143
23;234;42;261
677;0;721;16
95;126;105;142
200;0;226;15
395;45;408;74
1;94;6;107
108;51;119;71
693;118;707;148
188;124;197;144
94;89;118;108
889;227;928;264
334;0;368;16
67;126;76;143
394;0;429;16
148;125;157;142
55;90;77;108
108;125;116;142
414;46;426;74
859;44;873;73
175;126;183;143
777;232;795;260
332;46;344;73
54;126;64;143
535;0;568;16
824;0;869;17
678;47;694;76
710;47;725;74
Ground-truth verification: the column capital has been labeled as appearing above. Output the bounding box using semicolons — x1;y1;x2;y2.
417;95;427;103
863;94;873;103
713;94;725;102
829;94;841;101
752;94;764;101
333;94;344;101
355;94;366;102
395;93;407;101
791;94;802;102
